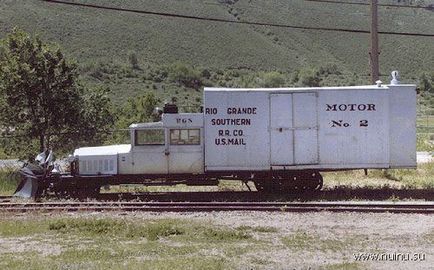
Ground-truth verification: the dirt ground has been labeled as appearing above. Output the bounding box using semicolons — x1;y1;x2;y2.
1;211;433;270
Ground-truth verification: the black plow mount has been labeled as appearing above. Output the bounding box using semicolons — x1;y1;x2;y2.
14;164;45;199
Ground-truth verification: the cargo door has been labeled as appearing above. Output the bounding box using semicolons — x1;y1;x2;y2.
293;93;319;164
132;128;169;174
270;94;294;165
270;93;319;166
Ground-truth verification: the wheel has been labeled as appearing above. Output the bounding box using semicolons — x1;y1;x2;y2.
254;179;281;193
53;185;100;199
254;180;273;193
77;185;100;199
314;173;323;190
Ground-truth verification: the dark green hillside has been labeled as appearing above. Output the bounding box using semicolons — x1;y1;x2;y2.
0;0;433;104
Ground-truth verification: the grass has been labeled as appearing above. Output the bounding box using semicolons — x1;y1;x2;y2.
0;214;432;269
424;229;434;245
0;217;258;270
0;168;20;196
48;218;185;240
322;262;365;270
202;228;251;241
416;133;434;152
323;163;434;190
282;230;369;255
236;225;278;233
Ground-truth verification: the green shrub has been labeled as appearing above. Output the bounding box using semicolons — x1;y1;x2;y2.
298;67;321;87
128;51;140;70
0;168;20;195
145;222;185;241
168;62;202;89
49;218;185;240
260;71;285;87
417;133;434;151
201;68;211;79
203;228;251;241
318;63;341;76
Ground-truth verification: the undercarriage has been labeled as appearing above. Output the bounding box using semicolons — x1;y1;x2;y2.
14;162;323;199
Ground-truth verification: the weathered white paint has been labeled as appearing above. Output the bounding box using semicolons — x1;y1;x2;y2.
388;84;417;167
123;113;204;175
74;145;131;156
270;94;294;165
204;83;416;171
74;145;131;175
293;92;319;165
74;82;416;176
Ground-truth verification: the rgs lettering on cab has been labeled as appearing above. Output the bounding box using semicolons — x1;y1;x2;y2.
176;118;193;124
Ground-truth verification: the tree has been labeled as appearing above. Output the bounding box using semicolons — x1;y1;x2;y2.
168;62;202;89
0;28;114;158
107;92;159;144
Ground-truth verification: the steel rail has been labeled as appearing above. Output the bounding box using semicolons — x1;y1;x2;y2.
0;196;13;202
1;201;434;213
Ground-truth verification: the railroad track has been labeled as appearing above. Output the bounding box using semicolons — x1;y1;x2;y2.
0;195;12;203
1;201;434;213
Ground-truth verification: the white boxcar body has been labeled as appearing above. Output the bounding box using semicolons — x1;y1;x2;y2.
204;83;416;171
73;83;416;176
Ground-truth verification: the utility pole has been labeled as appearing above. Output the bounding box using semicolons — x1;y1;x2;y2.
370;0;380;84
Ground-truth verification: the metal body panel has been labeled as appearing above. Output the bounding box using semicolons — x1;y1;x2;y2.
270;94;294;165
131;113;205;175
164;114;204;174
168;146;204;174
293;93;319;164
269;93;319;165
294;129;318;164
74;145;131;176
118;153;133;175
204;84;416;171
388;85;417;167
78;155;117;175
317;89;390;165
204;91;270;170
132;146;168;174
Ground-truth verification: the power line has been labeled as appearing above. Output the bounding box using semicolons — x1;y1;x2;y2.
305;0;434;10
41;0;434;37
0;129;129;139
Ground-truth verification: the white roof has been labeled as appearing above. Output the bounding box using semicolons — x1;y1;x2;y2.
204;85;395;92
129;122;163;129
74;144;131;156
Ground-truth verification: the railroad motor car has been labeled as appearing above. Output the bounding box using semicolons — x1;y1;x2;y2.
14;72;417;198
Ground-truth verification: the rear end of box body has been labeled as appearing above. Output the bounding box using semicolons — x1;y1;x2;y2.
203;84;416;172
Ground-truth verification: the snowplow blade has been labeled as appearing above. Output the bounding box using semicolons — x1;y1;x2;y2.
13;167;40;199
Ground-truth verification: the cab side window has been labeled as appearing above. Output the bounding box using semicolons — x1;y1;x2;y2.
170;129;200;145
135;129;165;145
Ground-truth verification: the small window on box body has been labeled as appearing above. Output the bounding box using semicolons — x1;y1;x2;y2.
135;129;165;145
170;129;200;145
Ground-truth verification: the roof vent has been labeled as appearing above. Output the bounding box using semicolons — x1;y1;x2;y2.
163;103;178;114
375;80;382;87
390;70;400;85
